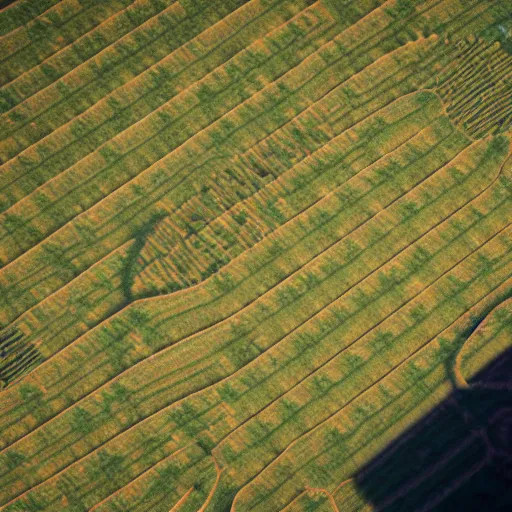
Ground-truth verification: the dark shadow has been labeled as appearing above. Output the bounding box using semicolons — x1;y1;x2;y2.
120;211;167;303
353;348;512;512
0;1;17;10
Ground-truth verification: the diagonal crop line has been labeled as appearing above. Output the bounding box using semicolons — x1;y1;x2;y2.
1;136;504;504
88;445;191;512
0;0;318;184
0;1;91;58
0;0;286;161
0;65;442;332
214;227;511;473
452;299;512;389
134;103;430;278
0;117;435;440
463;88;512;129
10;101;425;354
471;102;512;138
440;44;507;104
0;2;328;230
234;278;511;511
126;265;511;512
275;385;484;511
11;263;510;511
203;214;512;443
0;38;448;315
0;1;510;509
137;181;508;407
1;17;472;320
0;116;448;436
3;120;432;428
1;0;269;132
1;0;180;91
0;122;468;442
168;487;194;512
0;33;404;240
146;272;510;512
0;0;450;214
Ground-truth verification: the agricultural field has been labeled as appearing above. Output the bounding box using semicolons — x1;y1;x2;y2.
0;0;511;511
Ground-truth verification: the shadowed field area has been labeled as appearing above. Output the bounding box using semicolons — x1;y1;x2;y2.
353;347;512;512
0;0;511;510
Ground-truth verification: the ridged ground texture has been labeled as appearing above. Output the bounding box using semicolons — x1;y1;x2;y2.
0;1;511;511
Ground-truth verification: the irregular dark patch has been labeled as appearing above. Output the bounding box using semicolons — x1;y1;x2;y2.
120;211;167;303
353;344;512;511
436;38;512;139
0;327;44;388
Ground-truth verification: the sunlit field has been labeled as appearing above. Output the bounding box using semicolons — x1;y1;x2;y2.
0;1;511;511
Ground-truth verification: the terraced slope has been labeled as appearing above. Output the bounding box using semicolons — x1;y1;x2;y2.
0;1;511;511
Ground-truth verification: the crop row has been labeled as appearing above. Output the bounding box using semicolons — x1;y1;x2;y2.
0;0;496;340
2;118;507;452
1;0;177;92
231;278;510;512
1;0;493;214
0;127;508;503
0;0;501;329
0;0;332;204
133;92;442;294
0;92;464;447
435;38;512;138
0;90;442;424
0;0;333;255
0;0;90;40
3;210;509;509
454;299;511;387
0;0;305;157
297;303;511;512
0;34;448;331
